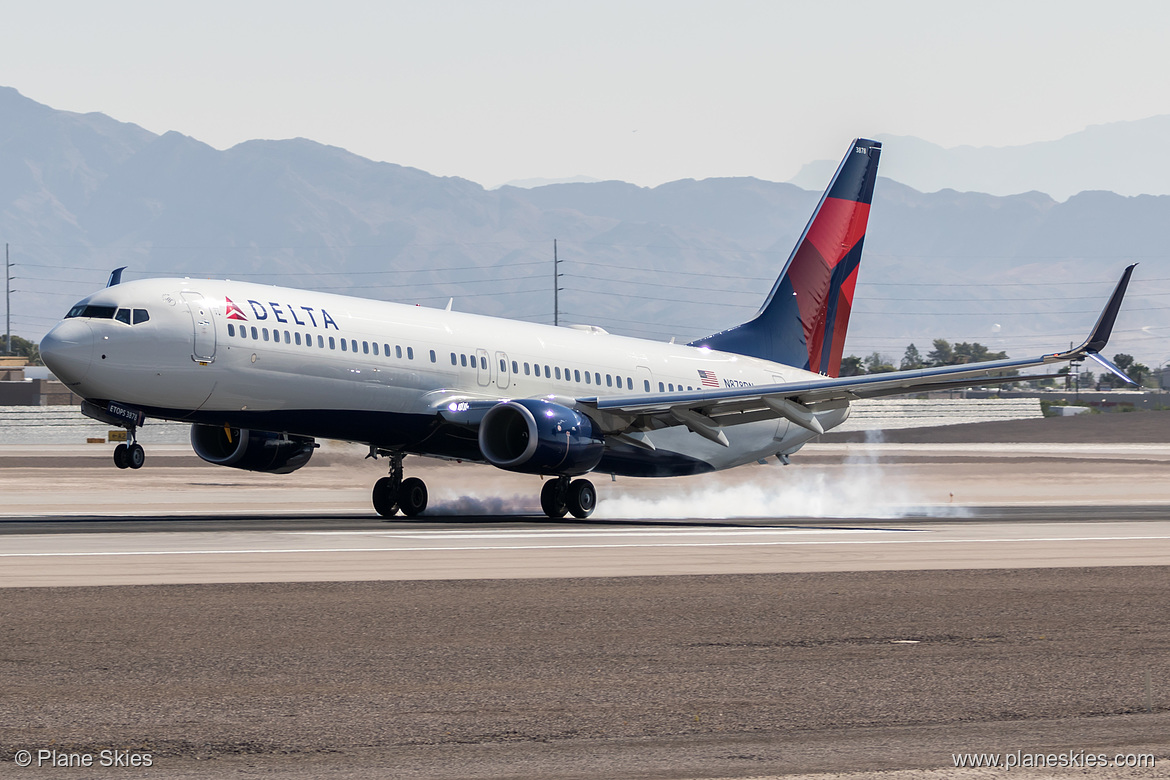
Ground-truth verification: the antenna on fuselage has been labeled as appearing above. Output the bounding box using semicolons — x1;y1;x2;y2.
106;267;127;288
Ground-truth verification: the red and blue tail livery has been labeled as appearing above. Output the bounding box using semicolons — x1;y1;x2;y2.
692;138;881;376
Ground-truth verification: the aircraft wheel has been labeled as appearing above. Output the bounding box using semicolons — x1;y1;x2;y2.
567;479;596;519
372;476;399;518
399;477;428;518
113;443;129;470
127;443;145;470
540;479;568;519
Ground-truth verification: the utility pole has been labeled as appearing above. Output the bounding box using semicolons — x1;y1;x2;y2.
553;239;562;327
4;243;11;356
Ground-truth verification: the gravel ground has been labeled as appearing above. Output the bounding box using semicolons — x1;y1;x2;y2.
1;570;1168;778
820;408;1170;444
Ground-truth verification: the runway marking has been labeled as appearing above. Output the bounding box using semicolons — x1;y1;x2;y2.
283;528;902;539
3;535;1170;558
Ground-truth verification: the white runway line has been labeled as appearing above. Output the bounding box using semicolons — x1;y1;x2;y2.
283;528;904;539
4;535;1170;558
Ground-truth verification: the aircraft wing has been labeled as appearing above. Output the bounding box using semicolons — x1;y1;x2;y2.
577;265;1137;444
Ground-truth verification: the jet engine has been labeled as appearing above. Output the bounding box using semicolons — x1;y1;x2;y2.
190;424;316;474
478;399;604;475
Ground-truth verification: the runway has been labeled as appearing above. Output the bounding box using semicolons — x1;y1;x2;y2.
2;440;1170;777
4;511;1170;587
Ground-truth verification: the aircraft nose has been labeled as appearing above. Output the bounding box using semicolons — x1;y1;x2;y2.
41;320;94;386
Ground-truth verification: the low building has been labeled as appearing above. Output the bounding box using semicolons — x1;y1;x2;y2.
0;357;80;406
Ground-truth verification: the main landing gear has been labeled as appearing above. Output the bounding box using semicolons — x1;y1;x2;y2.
371;453;428;518
113;427;145;470
366;450;596;520
541;476;597;519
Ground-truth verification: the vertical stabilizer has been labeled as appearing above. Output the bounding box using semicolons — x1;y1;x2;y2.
690;138;881;376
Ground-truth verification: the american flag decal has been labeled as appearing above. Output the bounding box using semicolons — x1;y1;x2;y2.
697;369;719;388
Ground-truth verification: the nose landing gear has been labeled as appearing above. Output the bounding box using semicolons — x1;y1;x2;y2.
113;428;145;470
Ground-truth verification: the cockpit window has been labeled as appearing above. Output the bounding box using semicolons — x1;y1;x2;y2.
64;304;117;319
133;309;150;324
115;308;131;325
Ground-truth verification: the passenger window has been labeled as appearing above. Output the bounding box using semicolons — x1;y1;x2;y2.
585;372;591;385
606;374;613;387
407;347;414;360
460;354;467;367
329;336;336;349
341;339;348;352
574;369;581;383
227;323;235;337
524;362;530;376
644;380;650;392
429;350;436;363
317;335;324;348
480;356;487;370
294;332;301;345
115;309;131;325
659;382;665;392
512;360;518;374
627;378;633;390
555;367;561;380
350;340;357;352
363;341;370;355
251;327;258;339
285;331;291;344
133;309;149;324
500;359;506;372
668;383;674;391
451;353;457;365
594;373;601;385
262;328;270;342
397;346;404;359
372;342;378;356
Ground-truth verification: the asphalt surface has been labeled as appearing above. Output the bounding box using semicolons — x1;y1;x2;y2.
2;418;1170;778
1;570;1168;779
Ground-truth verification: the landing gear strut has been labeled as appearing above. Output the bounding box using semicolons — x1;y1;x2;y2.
113;426;145;470
370;452;428;518
541;476;596;519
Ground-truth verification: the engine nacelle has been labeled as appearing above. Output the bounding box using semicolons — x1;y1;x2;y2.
478;399;604;476
190;425;315;474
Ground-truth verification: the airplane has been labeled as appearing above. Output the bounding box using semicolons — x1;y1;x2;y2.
39;138;1136;520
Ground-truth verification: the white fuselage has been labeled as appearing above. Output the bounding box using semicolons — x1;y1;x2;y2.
43;278;846;476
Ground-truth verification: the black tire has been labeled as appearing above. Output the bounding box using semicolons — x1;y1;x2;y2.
399;477;428;517
113;443;129;470
540;479;568;519
127;443;145;470
372;476;399;518
567;479;596;519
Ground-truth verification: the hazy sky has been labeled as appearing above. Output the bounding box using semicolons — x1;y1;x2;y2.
4;0;1169;188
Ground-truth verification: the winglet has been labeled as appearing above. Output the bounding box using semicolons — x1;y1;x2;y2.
1082;263;1136;354
1050;264;1138;384
106;266;127;288
1053;264;1136;360
1086;352;1136;385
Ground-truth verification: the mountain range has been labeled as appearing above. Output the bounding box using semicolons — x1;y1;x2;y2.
2;86;1167;366
790;117;1170;201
